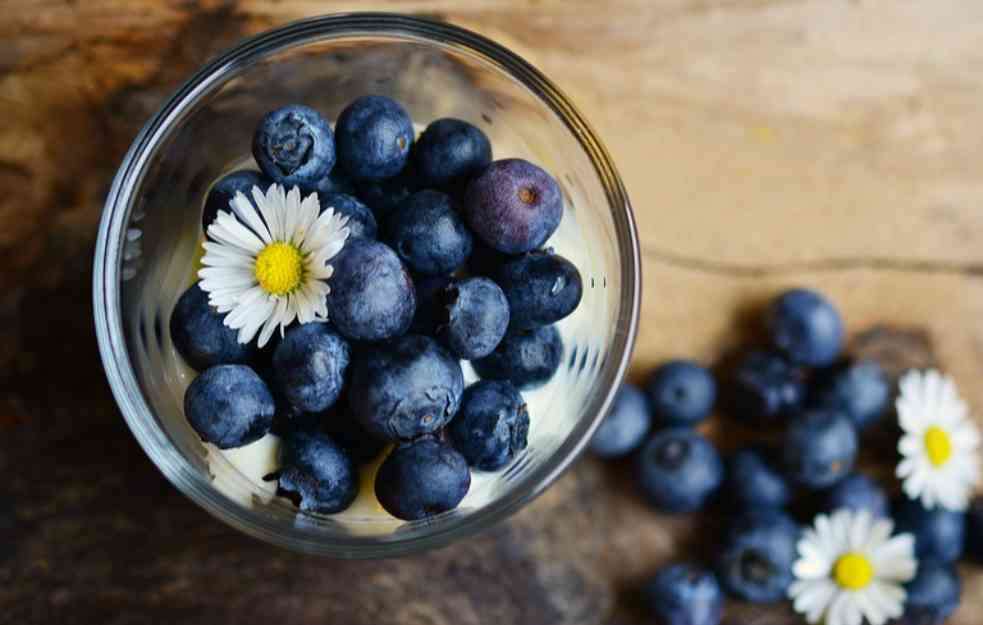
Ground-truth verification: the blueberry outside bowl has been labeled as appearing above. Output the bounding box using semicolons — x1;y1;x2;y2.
93;13;640;557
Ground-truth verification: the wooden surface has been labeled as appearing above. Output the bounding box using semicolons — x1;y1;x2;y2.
3;1;983;623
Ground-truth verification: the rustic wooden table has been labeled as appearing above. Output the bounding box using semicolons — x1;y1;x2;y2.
3;2;983;623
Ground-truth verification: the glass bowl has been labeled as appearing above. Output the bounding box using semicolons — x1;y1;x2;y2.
93;13;640;557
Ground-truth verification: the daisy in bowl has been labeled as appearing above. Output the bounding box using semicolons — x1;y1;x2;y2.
896;369;981;511
790;508;917;625
198;183;350;347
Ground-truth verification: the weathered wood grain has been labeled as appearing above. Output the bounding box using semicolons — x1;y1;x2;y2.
2;1;983;624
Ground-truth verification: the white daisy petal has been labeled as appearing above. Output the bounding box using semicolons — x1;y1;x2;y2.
231;192;272;244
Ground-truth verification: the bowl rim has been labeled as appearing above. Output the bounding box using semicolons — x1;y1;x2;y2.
93;11;641;557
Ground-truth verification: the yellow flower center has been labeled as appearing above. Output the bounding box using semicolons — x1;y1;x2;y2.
833;552;874;590
254;242;304;295
924;426;953;467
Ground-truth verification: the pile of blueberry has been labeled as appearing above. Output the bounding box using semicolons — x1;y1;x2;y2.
171;95;584;521
590;288;978;625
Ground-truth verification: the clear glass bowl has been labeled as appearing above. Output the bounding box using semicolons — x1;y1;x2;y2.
93;13;640;557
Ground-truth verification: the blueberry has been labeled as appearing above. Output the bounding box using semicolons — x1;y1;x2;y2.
643;564;723;625
717;511;800;603
384;190;473;276
894;498;965;563
375;436;471;521
636;428;723;513
966;497;983;562
447;380;529;471
409;275;452;335
414;118;492;190
472;325;563;390
272;324;350;413
435;277;510;359
321;411;388;466
589;383;652;459
317;191;377;239
897;561;961;625
493;250;583;330
463;158;563;254
355;162;420;221
306;167;356;196
729;351;805;420
277;427;357;514
325;237;416;342
335;95;414;181
467;238;514;277
252;105;335;187
349;334;464;441
725;447;791;510
813;360;890;430
201;170;273;233
783;409;857;489
645;360;717;427
824;473;889;517
768;288;844;367
184;365;274;449
170;283;257;371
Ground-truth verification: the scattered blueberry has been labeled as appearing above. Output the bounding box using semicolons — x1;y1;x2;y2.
355;161;419;221
375;436;471;521
897;560;961;625
725;447;791;510
414;118;492;190
783;409;858;489
252;105;335;187
729;351;805;420
277;427;357;514
325;237;416;341
643;563;724;625
472;325;563;390
384;190;473;276
812;359;890;430
272;323;350;413
768;288;844;367
201;170;272;233
493;250;583;330
317;192;377;239
589;383;652;459
435;277;510;360
409;274;451;335
823;473;889;517
349;334;464;441
463;158;563;254
716;510;800;603
184;364;274;449
447;380;529;471
170;283;257;371
966;496;983;562
645;360;717;427
894;498;965;563
335;95;414;181
636;428;723;513
307;167;356;196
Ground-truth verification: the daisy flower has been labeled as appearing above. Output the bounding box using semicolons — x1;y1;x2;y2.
198;183;349;347
790;508;917;625
896;369;980;511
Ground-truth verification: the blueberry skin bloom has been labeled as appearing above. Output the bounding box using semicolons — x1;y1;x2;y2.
729;351;805;420
645;360;717;427
184;365;275;449
375;436;471;521
472;325;563;390
716;510;800;603
768;288;844;367
782;409;858;489
589;383;652;459
272;324;350;414
435;277;510;360
414;118;492;190
447;380;529;471
813;359;890;430
335;95;415;181
463;158;563;254
824;473;889;517
316;192;377;239
252;105;335;187
170;283;257;371
643;564;724;625
349;334;464;441
894;498;966;563
277;427;357;514
493;250;583;330
201;170;273;232
385;190;473;276
636;428;723;513
725;447;791;510
325;238;416;342
897;560;961;625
